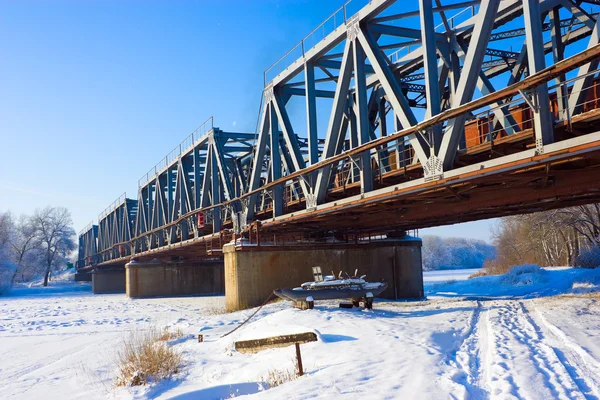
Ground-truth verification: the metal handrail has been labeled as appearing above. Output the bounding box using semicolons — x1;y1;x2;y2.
78;221;95;237
98;192;126;221
138;116;214;187
263;0;357;85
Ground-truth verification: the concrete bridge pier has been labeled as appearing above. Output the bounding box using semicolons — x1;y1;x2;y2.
74;271;92;282
92;267;126;294
125;259;224;298
223;238;423;312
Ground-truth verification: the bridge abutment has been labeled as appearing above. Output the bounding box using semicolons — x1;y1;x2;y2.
125;259;224;298
92;268;126;294
223;238;423;311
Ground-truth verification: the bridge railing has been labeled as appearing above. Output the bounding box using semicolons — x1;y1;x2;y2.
138;116;213;187
458;68;600;150
263;0;369;85
98;192;126;221
78;221;94;237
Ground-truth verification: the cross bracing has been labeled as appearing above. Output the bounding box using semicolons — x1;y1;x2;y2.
76;223;98;268
77;0;600;267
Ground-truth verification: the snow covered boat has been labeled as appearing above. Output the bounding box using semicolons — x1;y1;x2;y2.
273;267;387;309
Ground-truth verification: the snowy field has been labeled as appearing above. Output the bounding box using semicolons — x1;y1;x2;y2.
1;267;600;400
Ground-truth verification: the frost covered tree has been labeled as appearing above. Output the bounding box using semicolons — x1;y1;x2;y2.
0;212;16;294
487;204;600;273
422;235;495;270
9;214;40;283
422;236;450;270
30;207;76;286
0;212;14;258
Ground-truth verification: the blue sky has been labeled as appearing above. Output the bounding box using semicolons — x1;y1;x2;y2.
0;0;496;241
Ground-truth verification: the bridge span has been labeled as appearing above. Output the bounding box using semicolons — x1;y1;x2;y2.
77;0;600;310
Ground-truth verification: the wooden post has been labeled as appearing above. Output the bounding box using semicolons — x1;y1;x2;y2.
295;343;304;376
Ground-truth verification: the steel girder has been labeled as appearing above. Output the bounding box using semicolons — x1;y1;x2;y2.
79;0;600;266
76;223;98;268
133;126;255;253
97;194;138;262
261;0;599;186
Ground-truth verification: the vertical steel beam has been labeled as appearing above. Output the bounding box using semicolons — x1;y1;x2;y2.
167;168;174;226
246;100;271;220
353;39;373;194
550;7;566;120
349;105;359;183
448;45;461;106
269;102;283;217
315;40;353;203
304;63;319;166
379;97;387;136
272;91;310;197
419;0;442;150
157;177;167;246
567;17;600;115
194;147;201;210
170;164;182;243
524;0;554;150
438;0;500;169
200;145;213;209
210;144;222;232
234;158;246;198
177;161;190;241
212;133;235;202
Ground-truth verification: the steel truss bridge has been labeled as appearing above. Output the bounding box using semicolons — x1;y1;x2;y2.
78;0;600;269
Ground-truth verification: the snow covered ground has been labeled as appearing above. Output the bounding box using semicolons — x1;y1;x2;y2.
1;267;600;399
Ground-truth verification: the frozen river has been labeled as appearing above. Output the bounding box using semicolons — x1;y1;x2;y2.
423;268;482;283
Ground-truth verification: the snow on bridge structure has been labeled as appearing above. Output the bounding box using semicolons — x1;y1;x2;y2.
77;0;600;310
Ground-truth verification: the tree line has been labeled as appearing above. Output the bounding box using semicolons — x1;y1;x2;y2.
422;235;496;270
486;204;600;273
0;206;75;289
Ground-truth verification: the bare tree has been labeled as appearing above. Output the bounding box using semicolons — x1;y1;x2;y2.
31;207;76;286
0;211;14;257
9;215;39;283
555;205;600;247
488;204;600;274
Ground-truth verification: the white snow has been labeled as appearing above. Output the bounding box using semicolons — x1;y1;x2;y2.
1;267;600;399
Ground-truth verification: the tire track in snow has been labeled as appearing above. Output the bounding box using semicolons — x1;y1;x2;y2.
493;301;583;399
481;301;523;399
529;301;600;399
443;300;490;399
1;333;119;384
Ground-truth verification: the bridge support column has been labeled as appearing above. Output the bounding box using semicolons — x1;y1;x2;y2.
125;259;224;298
224;238;423;311
74;271;92;282
92;268;126;294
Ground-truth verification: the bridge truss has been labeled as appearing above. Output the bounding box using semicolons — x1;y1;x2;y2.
77;0;600;268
